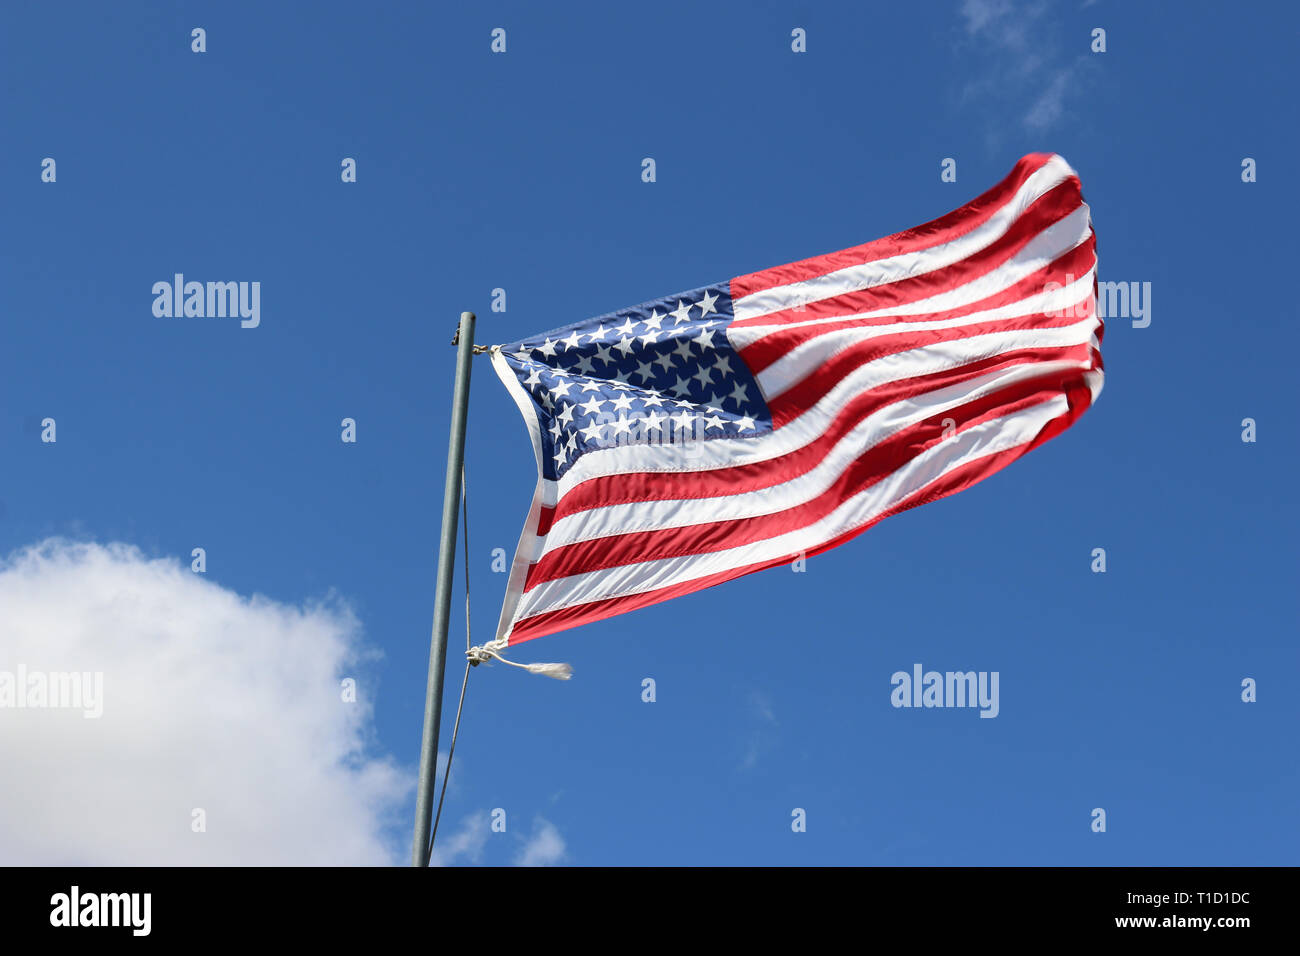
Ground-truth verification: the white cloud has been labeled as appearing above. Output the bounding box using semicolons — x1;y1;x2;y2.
515;816;566;866
430;812;489;866
0;538;410;865
429;811;567;867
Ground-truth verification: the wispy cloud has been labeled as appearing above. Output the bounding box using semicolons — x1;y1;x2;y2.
957;0;1092;136
1023;68;1074;131
515;816;566;866
740;689;779;771
430;812;490;867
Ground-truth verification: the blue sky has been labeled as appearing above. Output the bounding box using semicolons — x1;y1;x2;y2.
2;0;1296;865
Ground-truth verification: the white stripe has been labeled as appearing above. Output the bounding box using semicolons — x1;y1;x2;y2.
538;311;1101;505
731;155;1078;322
513;395;1071;621
489;349;552;639
538;357;1092;553
729;242;1094;349
755;268;1096;399
731;203;1093;355
1084;368;1104;405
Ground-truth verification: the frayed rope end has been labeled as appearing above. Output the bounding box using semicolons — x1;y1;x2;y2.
524;661;573;680
469;642;573;679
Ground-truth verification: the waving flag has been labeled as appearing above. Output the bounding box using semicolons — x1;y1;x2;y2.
490;153;1103;645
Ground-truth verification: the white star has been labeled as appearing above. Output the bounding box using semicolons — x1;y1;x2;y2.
703;414;725;431
616;318;637;337
713;354;733;377
579;419;607;442
639;329;662;346
669;300;692;324
557;404;576;427
513;348;530;362
524;366;543;387
641;392;665;408
653;351;676;372
551;378;574;399
644;310;665;330
548;420;563;441
696;290;720;318
579;395;605;416
728;382;750;407
610;414;633;439
641;410;665;432
673;339;693;361
593;344;614;366
610;392;635;413
694;328;716;351
536;337;557;358
737;415;756;431
580;379;602;393
632;360;656;383
574;355;596;376
561;331;582;351
553;446;567;468
566;432;579;453
671;409;696;432
692;365;715;388
586;324;610;343
613;336;637;357
669;375;693;397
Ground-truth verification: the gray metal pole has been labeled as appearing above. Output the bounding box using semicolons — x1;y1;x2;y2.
412;310;477;866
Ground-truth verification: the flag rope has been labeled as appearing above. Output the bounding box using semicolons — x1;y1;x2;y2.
464;345;572;679
426;461;476;861
426;340;570;862
467;639;572;679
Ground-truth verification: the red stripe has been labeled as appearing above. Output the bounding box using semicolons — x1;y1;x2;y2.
737;177;1085;351
729;153;1060;301
740;236;1096;372
533;339;1095;539
766;298;1096;428
507;378;1095;644
524;372;1088;590
734;175;1083;334
739;234;1097;377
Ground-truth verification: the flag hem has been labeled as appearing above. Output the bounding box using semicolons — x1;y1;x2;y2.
489;348;547;644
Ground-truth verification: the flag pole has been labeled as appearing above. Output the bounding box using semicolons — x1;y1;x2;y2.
412;310;477;867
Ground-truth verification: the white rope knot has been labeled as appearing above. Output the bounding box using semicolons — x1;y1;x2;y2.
467;639;572;680
449;331;497;356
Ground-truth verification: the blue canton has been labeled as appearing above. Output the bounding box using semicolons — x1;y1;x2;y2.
501;283;773;480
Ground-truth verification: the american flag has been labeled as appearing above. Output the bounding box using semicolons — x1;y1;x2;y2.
490;153;1103;645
